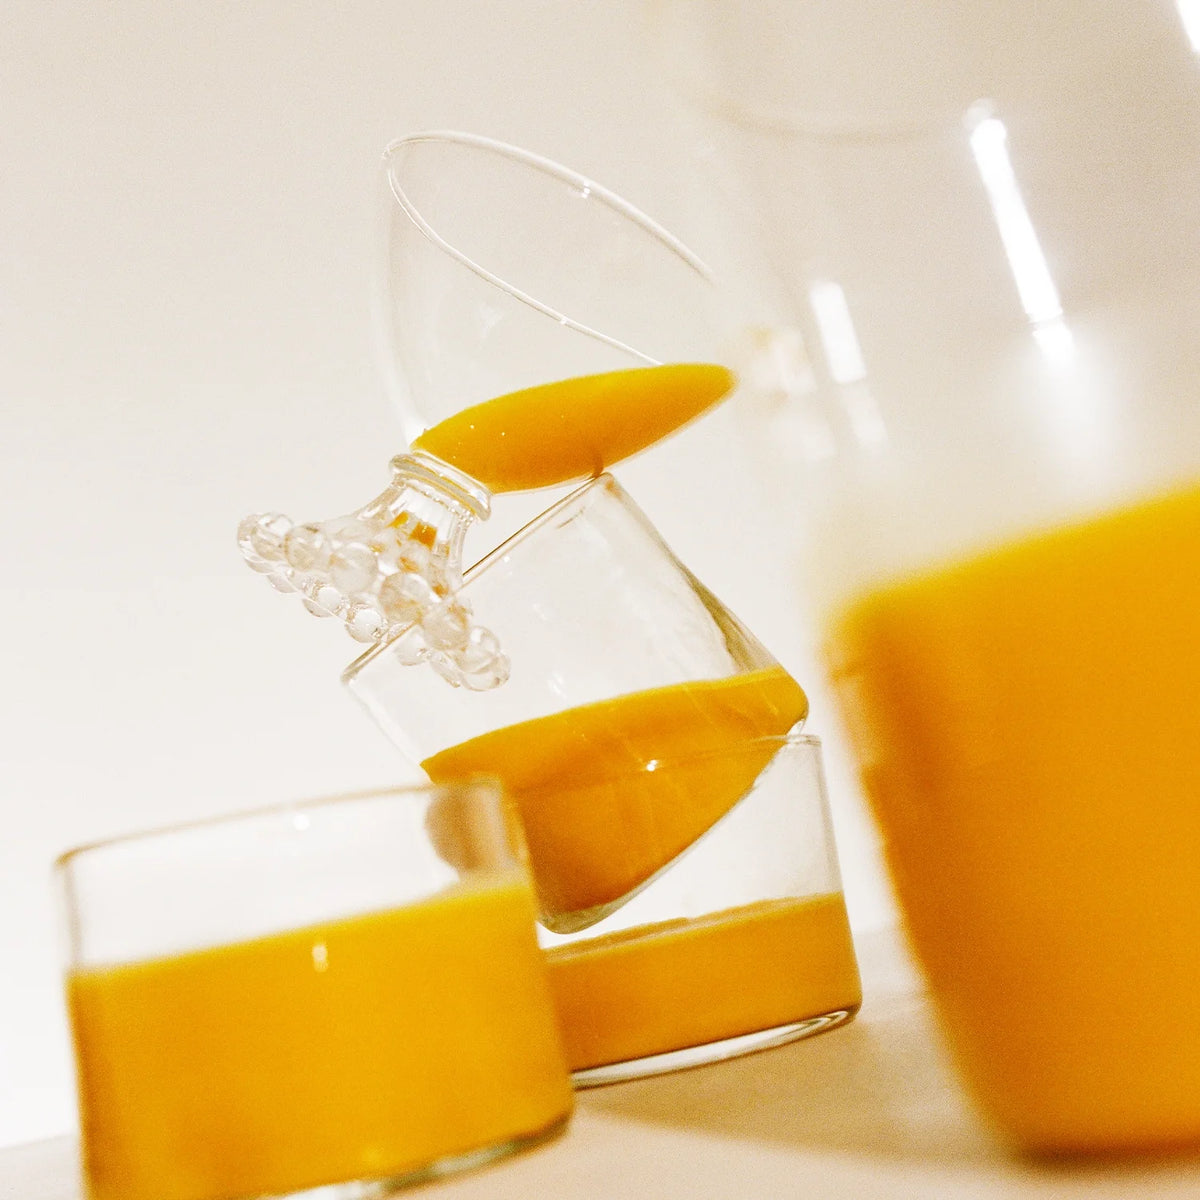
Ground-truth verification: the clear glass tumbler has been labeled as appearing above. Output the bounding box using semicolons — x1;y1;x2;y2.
541;732;861;1086
57;783;573;1200
344;473;809;934
663;0;1200;1155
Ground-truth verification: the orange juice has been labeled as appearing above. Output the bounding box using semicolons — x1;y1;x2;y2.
422;666;808;923
546;893;861;1071
412;363;735;492
826;480;1200;1153
69;872;572;1200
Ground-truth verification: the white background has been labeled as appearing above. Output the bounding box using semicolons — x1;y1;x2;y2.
0;1;894;1148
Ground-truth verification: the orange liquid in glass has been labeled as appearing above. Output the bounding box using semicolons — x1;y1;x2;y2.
412;363;735;493
546;893;861;1071
69;872;572;1200
827;481;1200;1152
421;666;808;923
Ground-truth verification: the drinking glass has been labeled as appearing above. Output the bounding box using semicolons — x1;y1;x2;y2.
58;783;573;1200
238;131;739;679
662;0;1200;1154
542;732;861;1086
344;473;809;934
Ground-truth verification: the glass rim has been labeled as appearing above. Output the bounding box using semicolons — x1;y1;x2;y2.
53;777;505;875
380;129;714;364
342;472;674;683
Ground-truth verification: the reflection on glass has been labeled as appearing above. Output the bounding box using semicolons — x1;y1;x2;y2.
966;103;1072;361
808;279;886;449
742;326;837;465
1177;0;1200;52
1031;316;1076;367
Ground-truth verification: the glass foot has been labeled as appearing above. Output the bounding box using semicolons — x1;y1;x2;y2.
238;452;510;689
571;1010;857;1089
257;1112;571;1199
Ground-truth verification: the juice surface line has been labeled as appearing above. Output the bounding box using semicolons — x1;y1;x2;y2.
826;479;1200;1152
69;871;572;1200
412;363;735;493
422;665;808;922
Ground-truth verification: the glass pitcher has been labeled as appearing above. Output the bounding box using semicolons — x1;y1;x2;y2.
663;0;1200;1156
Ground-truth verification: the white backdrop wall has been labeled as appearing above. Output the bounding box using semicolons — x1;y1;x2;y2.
0;1;894;1148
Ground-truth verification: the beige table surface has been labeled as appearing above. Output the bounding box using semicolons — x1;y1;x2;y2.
7;928;1200;1200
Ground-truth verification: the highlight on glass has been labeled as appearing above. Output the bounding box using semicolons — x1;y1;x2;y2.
344;473;809;936
540;731;861;1086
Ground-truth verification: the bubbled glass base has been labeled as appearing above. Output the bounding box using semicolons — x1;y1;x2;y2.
237;452;511;689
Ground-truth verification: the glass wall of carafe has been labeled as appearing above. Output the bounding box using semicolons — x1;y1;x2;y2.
663;0;1200;608
661;0;1200;1156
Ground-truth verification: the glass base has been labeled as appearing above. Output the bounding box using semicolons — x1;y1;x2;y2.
571;1010;857;1089
263;1112;571;1199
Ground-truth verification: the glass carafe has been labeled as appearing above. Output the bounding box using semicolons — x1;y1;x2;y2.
344;474;808;934
665;0;1200;1156
238;131;738;676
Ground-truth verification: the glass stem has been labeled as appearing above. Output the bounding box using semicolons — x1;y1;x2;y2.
237;451;491;647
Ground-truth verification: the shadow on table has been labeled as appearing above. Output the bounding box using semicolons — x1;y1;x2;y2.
577;936;1200;1189
577;982;1007;1167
